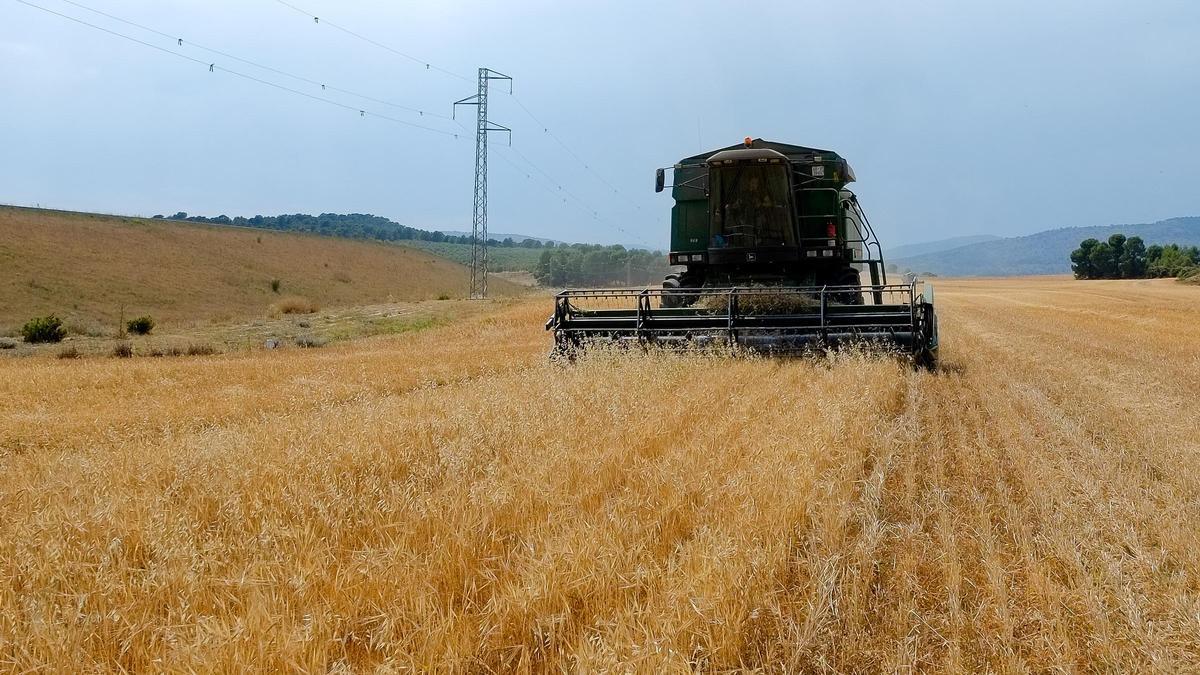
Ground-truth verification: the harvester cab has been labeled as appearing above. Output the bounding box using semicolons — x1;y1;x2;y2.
547;138;939;368
660;138;880;295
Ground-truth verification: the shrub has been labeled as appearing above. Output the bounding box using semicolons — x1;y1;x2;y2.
272;296;318;315
270;279;281;294
1179;267;1200;285
126;316;155;335
0;339;16;350
21;315;66;343
57;345;80;359
111;342;133;358
437;294;452;301
186;343;217;356
333;271;352;283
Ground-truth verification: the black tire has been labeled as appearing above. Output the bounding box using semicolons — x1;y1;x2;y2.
915;347;938;371
833;268;864;305
661;275;682;308
914;304;938;370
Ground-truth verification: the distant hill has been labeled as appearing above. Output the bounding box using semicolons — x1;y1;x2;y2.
399;240;545;272
0;206;521;331
155;211;473;245
892;217;1200;276
887;235;1001;260
441;231;564;245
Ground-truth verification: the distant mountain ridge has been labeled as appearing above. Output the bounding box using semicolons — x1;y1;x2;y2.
886;235;1001;260
892;217;1200;276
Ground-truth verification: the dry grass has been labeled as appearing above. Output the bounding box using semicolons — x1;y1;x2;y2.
0;206;522;329
2;276;1199;670
271;295;319;315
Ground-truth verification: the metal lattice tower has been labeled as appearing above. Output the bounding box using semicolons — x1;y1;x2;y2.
454;68;511;299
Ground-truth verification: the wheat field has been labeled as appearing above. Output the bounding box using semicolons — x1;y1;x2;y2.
2;276;1199;671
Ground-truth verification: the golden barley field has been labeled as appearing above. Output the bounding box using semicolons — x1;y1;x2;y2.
2;276;1199;672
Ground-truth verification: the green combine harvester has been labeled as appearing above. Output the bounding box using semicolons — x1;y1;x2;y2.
546;138;938;368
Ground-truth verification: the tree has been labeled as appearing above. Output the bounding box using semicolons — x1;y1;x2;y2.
1107;233;1127;260
1071;238;1100;279
533;245;668;287
1089;242;1118;279
1118;236;1147;279
1147;244;1164;267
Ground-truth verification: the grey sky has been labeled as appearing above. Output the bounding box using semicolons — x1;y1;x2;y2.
3;0;1198;248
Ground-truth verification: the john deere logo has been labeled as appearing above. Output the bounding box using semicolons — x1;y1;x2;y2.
746;252;757;262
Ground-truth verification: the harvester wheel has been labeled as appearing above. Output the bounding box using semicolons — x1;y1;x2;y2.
834;269;865;305
914;303;939;371
916;347;938;371
661;275;682;308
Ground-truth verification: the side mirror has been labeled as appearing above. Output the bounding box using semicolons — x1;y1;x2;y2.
655;168;665;193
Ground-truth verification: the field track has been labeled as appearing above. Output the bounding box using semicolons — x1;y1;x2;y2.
2;276;1199;671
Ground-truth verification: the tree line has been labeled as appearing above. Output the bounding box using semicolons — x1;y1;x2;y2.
153;212;559;249
533;245;670;286
1071;234;1199;280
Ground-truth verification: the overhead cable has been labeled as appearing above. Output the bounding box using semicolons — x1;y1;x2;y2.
15;0;464;138
54;0;453;121
507;92;652;218
270;0;471;82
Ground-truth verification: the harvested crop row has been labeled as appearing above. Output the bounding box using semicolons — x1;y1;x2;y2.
1;277;1198;671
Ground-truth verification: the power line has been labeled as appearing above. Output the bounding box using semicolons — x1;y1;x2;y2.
21;0;654;248
269;0;471;82
496;144;653;248
506;91;653;218
263;0;655;246
53;0;454;122
451;121;653;248
453;116;636;245
14;0;465;138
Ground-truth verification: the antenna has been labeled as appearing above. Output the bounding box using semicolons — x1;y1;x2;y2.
453;68;512;299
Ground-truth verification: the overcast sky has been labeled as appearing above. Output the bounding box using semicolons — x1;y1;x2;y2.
3;0;1198;248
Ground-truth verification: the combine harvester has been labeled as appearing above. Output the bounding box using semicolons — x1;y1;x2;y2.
546;138;938;368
